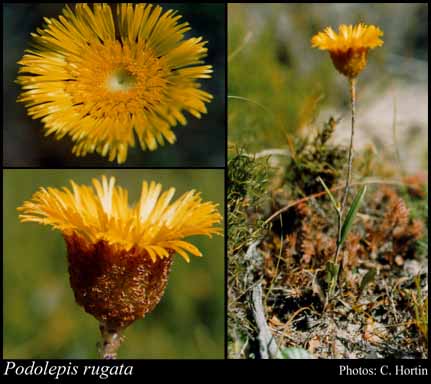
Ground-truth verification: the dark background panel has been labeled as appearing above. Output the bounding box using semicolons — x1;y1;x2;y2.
3;3;226;167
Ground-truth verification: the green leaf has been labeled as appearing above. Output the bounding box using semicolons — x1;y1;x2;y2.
325;261;339;285
325;261;340;297
339;186;367;247
318;176;339;211
359;268;376;293
280;347;313;359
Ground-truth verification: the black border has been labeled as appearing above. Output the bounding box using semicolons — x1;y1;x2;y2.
0;359;430;380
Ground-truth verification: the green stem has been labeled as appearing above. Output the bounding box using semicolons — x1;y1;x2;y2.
334;77;356;265
98;322;124;359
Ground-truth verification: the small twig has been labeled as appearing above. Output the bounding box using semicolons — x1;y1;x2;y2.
252;283;281;359
228;95;275;118
243;239;263;286
229;240;265;305
264;215;283;307
280;306;311;338
383;280;399;323
228;31;253;62
254;148;290;158
264;179;420;225
239;337;249;358
228;279;264;307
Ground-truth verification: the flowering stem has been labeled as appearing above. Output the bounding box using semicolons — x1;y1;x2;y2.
331;77;356;293
98;323;124;359
342;78;356;213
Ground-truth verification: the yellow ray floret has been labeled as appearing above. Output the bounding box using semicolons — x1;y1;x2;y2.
18;176;222;262
311;23;383;78
311;23;383;52
17;3;213;163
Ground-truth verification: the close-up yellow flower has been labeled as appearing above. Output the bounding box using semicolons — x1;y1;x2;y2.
18;175;222;358
17;3;213;164
311;23;384;78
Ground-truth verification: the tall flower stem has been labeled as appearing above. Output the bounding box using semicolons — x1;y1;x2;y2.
99;323;124;359
334;77;357;265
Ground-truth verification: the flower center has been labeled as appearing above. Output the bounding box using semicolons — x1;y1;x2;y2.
65;41;170;119
106;68;137;92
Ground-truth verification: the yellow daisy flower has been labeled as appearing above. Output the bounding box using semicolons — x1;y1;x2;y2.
17;3;213;163
311;23;383;78
18;176;222;332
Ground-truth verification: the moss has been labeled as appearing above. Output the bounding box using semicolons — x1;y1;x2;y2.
285;117;347;196
227;148;271;352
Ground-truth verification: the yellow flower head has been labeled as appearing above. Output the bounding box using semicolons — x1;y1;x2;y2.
311;23;383;78
18;176;222;328
17;4;213;163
